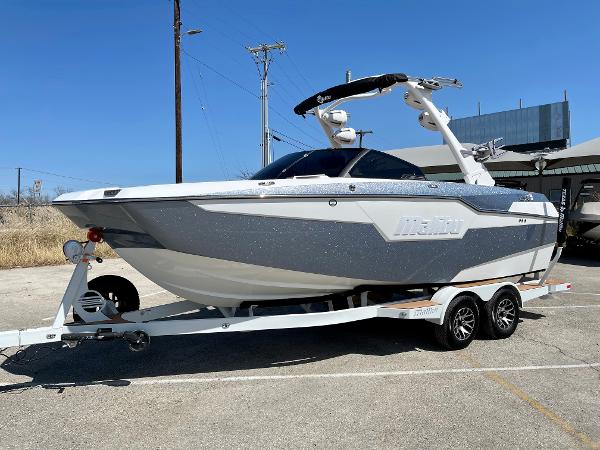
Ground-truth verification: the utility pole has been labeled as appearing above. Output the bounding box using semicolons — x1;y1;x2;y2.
16;167;21;205
174;0;183;183
356;130;373;148
247;42;286;167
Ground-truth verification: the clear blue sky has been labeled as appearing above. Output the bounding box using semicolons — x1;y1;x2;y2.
1;0;599;195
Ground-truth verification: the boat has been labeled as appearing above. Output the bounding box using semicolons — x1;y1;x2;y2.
569;178;600;244
53;73;559;308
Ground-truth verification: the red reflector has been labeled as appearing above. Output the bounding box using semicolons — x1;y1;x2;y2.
566;284;571;289
87;228;103;243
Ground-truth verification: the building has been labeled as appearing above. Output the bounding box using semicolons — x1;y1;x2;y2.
389;138;600;205
449;101;570;152
388;100;598;204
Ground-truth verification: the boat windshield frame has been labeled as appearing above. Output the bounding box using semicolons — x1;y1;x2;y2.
574;179;600;208
250;148;426;181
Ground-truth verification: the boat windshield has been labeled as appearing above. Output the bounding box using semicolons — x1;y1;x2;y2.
575;181;600;209
251;149;362;180
251;149;425;181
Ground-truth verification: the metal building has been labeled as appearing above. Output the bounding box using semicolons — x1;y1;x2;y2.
449;101;570;152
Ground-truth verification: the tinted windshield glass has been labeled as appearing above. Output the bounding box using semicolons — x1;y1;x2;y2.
349;151;425;180
251;152;306;180
251;149;361;180
575;182;600;208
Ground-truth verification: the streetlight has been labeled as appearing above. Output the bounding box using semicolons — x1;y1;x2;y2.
173;0;203;184
534;150;549;194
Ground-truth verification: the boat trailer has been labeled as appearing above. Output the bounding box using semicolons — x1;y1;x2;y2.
0;240;570;352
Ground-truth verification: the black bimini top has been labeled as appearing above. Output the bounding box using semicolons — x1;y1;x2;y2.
251;148;425;181
293;73;408;115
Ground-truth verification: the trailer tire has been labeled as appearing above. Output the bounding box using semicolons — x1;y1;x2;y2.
434;295;479;350
481;288;520;339
73;275;140;322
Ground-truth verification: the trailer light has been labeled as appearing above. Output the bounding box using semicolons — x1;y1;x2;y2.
63;240;84;264
87;228;103;243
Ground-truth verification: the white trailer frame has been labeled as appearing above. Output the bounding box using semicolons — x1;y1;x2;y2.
0;240;571;351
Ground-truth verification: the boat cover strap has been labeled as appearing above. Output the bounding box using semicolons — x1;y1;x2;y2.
293;73;408;115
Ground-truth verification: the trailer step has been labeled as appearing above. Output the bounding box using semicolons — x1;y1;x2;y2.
517;279;564;291
382;300;439;310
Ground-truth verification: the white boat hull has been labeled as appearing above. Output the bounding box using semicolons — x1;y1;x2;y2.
54;178;559;307
116;243;556;308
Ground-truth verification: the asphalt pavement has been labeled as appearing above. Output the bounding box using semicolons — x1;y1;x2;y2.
0;253;599;449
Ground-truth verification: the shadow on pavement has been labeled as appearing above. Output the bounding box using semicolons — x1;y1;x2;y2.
0;318;442;393
0;298;555;394
560;248;600;267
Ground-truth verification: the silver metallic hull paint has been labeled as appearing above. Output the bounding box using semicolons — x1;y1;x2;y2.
54;180;558;307
111;200;555;283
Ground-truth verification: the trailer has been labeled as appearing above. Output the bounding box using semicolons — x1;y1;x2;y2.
0;240;570;352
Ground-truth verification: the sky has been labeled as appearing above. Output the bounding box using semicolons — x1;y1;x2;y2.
1;0;599;196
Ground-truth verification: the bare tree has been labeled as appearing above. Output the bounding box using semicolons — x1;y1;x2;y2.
236;169;255;180
53;186;71;197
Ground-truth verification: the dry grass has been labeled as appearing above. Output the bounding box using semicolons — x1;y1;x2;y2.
0;206;116;269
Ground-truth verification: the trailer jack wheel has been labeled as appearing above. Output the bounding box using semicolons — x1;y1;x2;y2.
124;331;150;352
74;275;140;323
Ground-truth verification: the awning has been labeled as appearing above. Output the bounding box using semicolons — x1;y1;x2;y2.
386;137;600;174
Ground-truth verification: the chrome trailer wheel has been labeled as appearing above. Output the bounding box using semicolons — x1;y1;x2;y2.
482;288;520;339
451;306;477;341
434;295;480;350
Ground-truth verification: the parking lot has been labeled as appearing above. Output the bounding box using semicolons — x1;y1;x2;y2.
1;254;599;449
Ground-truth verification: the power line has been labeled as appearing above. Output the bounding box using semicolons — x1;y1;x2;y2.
273;59;308;98
283;53;315;93
195;70;232;179
269;86;326;139
210;3;315;94
269;106;323;145
18;167;123;186
270;128;312;149
182;49;323;147
271;133;307;151
247;42;287;167
221;3;279;43
182;49;259;99
181;57;229;179
186;1;258;45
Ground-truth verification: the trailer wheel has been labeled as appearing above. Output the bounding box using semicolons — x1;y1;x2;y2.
74;275;140;321
434;295;479;350
481;288;520;339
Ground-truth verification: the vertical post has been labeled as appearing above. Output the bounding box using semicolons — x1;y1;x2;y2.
16;167;21;205
519;98;522;109
261;51;270;167
247;42;286;168
477;101;481;116
174;0;183;183
345;70;352;83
